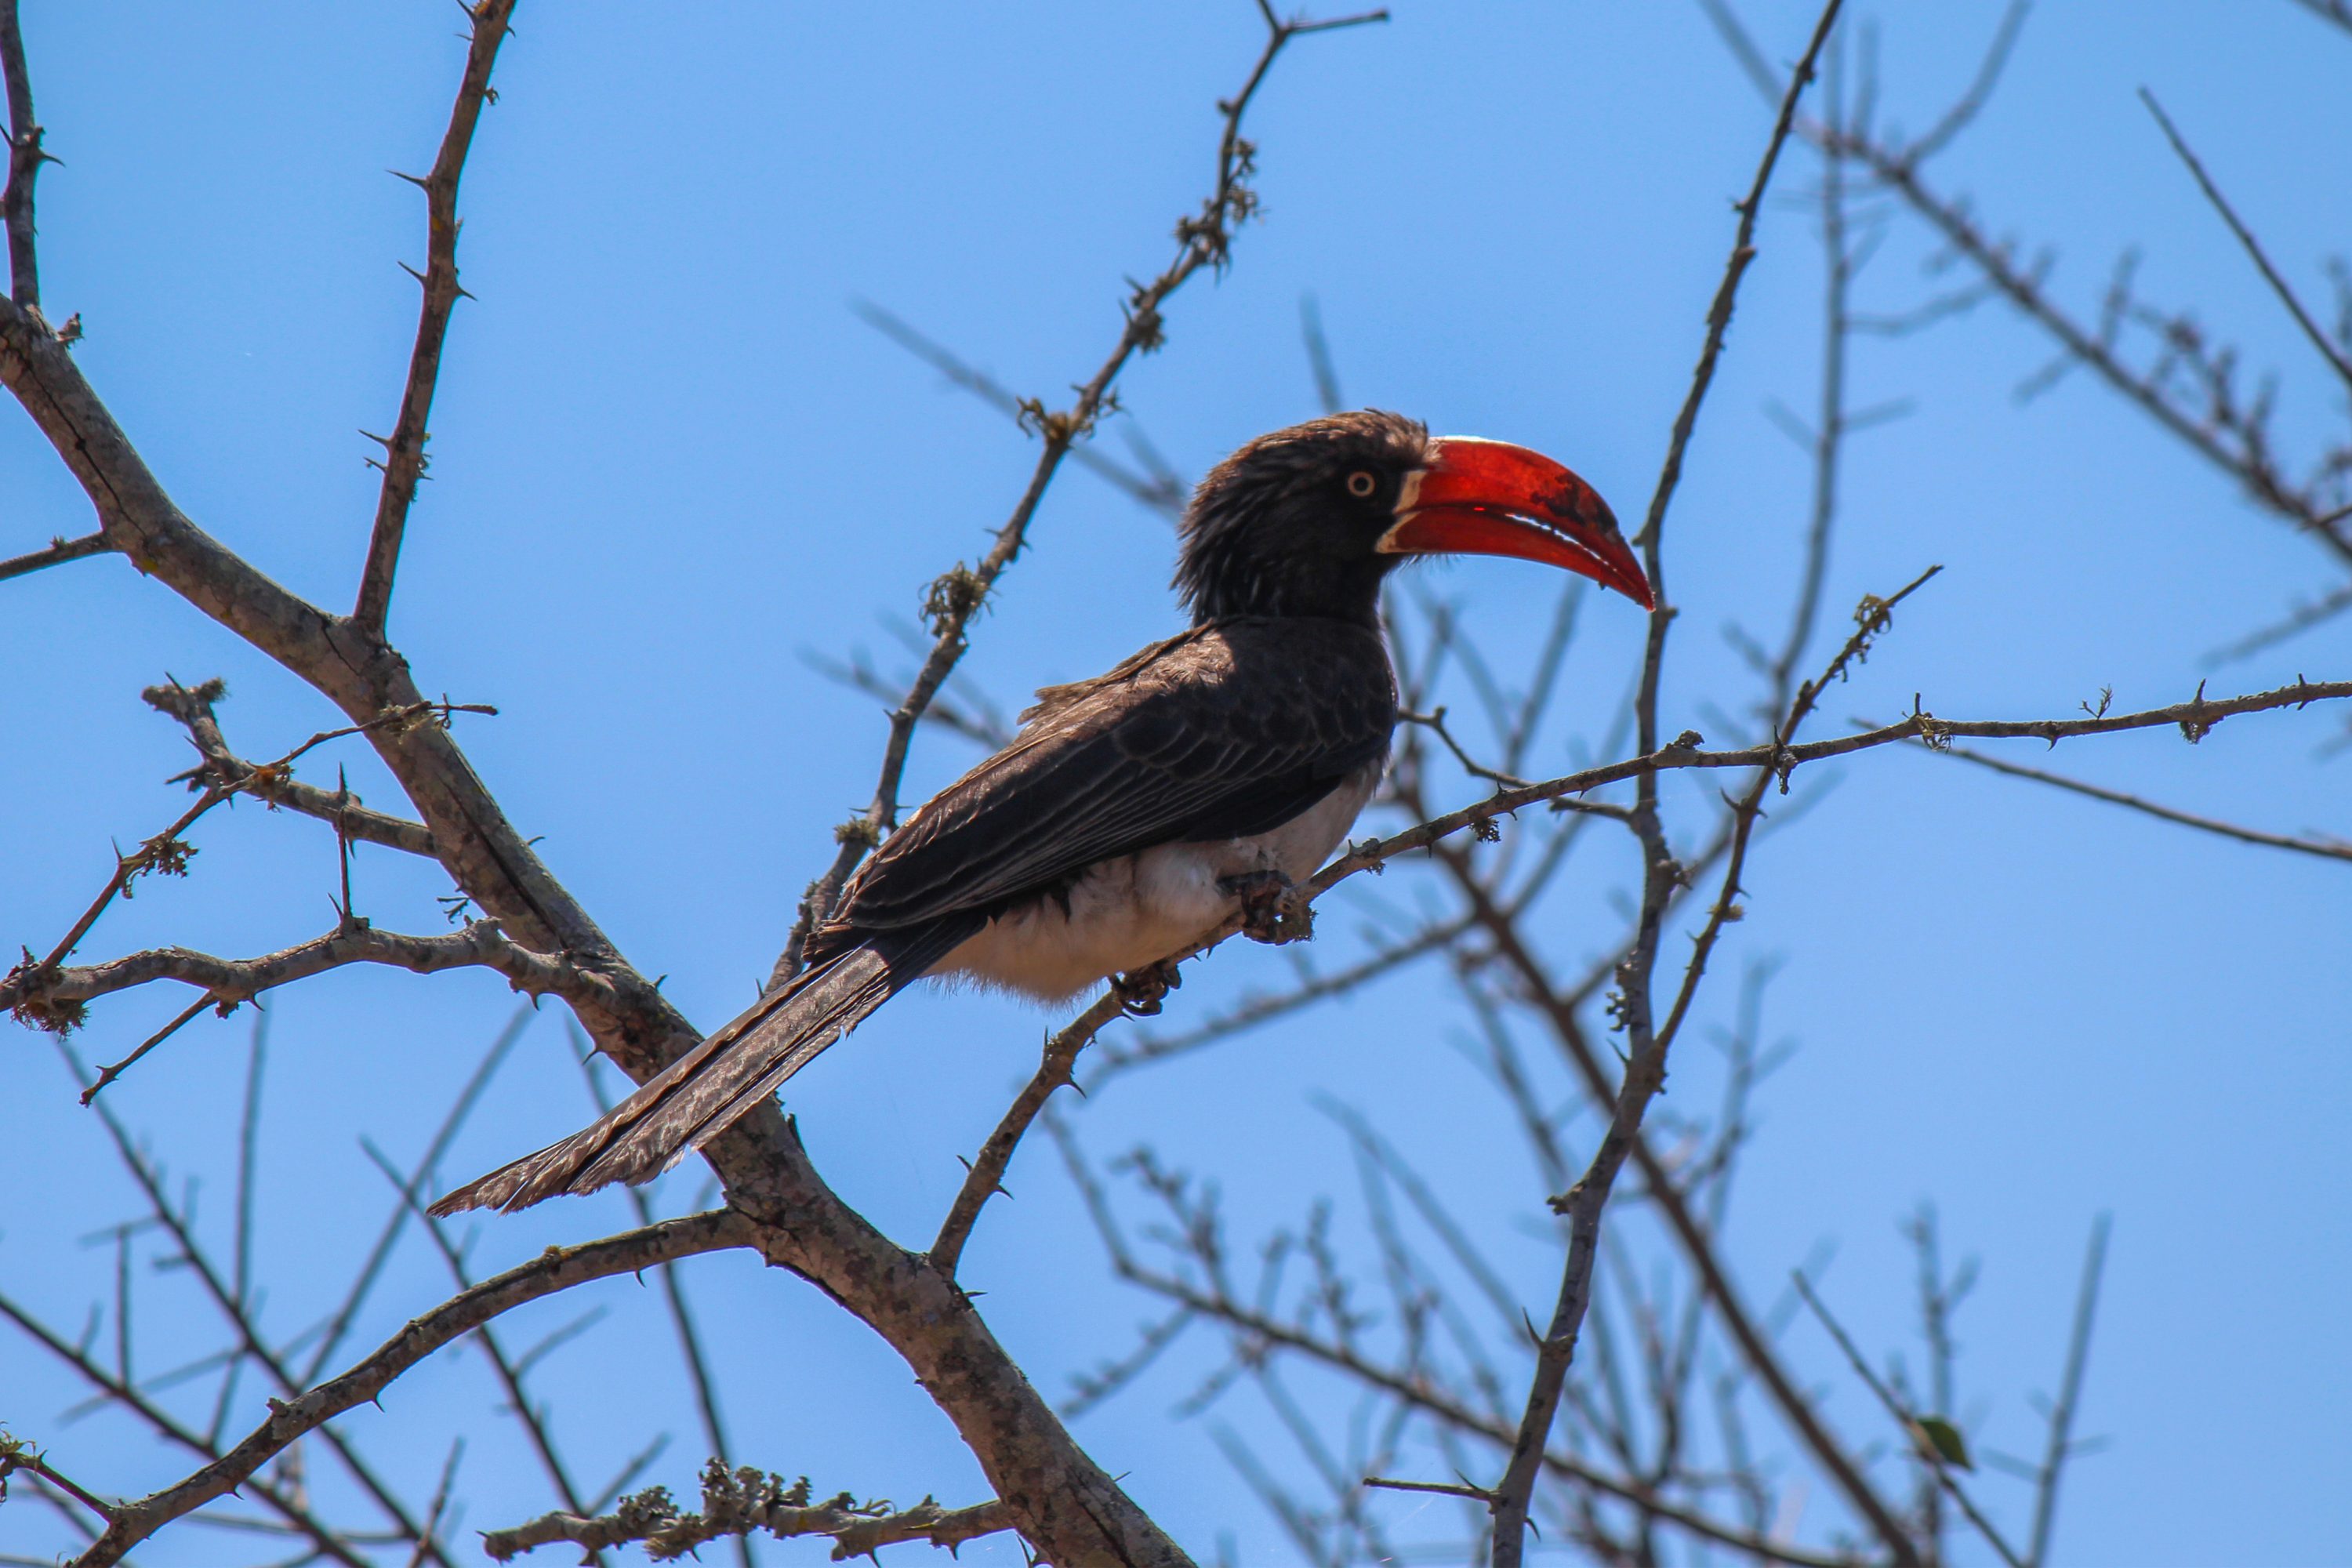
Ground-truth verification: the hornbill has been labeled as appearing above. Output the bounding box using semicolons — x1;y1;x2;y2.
431;411;1651;1215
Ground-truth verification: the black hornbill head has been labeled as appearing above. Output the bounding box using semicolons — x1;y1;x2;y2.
1175;410;1654;626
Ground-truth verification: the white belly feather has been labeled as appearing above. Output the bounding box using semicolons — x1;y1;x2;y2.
936;761;1380;1002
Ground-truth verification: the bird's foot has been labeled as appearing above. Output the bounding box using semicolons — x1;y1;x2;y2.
1113;957;1185;1017
1220;869;1312;946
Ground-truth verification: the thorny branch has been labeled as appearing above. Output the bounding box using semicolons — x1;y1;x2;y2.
6;920;645;1098
352;0;517;637
932;992;1127;1278
481;1462;1013;1563
144;677;440;858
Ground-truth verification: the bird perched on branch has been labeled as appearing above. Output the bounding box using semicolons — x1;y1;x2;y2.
433;411;1652;1214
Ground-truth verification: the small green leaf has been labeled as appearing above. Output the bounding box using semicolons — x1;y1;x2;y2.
1913;1415;1973;1471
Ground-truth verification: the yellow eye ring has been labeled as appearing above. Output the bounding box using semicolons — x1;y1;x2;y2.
1345;470;1377;498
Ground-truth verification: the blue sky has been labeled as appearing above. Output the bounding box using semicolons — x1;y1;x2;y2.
4;2;2349;1565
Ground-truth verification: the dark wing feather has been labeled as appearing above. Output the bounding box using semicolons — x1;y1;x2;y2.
822;618;1396;938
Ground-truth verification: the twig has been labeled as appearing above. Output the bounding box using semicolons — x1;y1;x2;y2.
143;678;440;858
60;1052;463;1568
1791;1273;2022;1568
1301;293;1345;415
2139;90;2352;396
1054;1142;1869;1568
2026;1215;2110;1568
0;530;109;581
0;1437;116;1523
932;990;1126;1276
55;1210;750;1568
352;0;517;635
1399;706;1538;791
1089;912;1475;1081
299;1003;535;1385
1820;124;2352;559
1919;737;2352;863
361;1145;604;1540
771;2;1387;986
1901;0;2029;166
1363;1475;1493;1504
407;1439;465;1568
7;691;493;1021
0;1292;372;1568
78;994;214;1102
851;299;1186;516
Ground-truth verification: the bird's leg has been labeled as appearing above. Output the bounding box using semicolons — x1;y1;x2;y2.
1113;956;1185;1017
1220;869;1312;946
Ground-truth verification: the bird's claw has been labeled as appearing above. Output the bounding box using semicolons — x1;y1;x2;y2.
1220;869;1312;946
1113;958;1184;1017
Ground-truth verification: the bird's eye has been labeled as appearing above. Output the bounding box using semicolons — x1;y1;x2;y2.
1345;470;1377;499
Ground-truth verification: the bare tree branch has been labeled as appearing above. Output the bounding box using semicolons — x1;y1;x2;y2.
2138;89;2352;395
482;1462;1014;1564
53;1211;752;1568
1792;1273;2024;1568
1054;1120;1875;1568
9;920;639;1059
352;0;517;636
1918;737;2352;864
2025;1215;2110;1568
851;299;1187;517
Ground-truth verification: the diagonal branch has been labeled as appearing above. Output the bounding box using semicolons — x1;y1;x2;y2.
1793;1273;2023;1568
351;0;517;636
1917;737;2352;864
2138;89;2352;396
55;1210;752;1568
851;299;1187;517
2025;1214;2110;1568
0;1289;375;1568
932;991;1125;1276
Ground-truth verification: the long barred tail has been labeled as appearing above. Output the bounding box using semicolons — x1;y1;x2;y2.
429;920;976;1214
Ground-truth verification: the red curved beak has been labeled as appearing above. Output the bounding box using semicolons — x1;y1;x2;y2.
1377;437;1654;611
